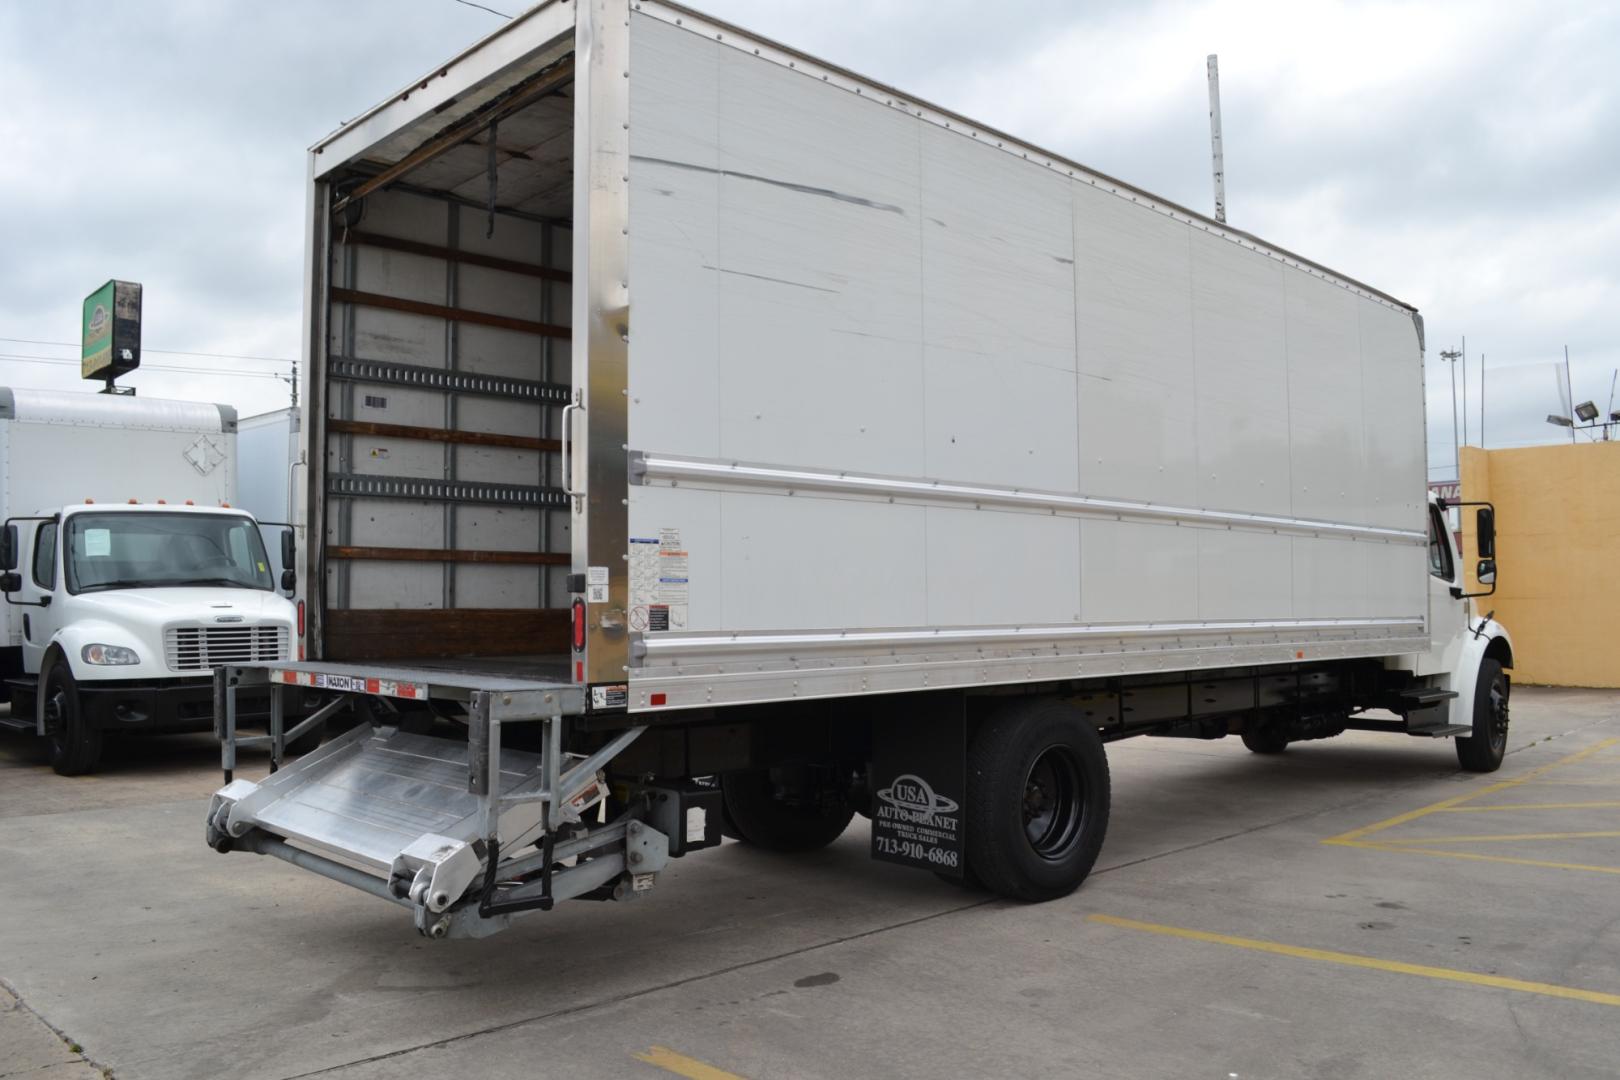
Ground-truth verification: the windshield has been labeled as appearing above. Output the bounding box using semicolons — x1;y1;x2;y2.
65;512;273;594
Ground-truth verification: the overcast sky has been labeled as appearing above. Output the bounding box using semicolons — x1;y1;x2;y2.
2;0;1614;479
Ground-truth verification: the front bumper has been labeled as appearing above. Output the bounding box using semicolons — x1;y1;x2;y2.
78;678;276;733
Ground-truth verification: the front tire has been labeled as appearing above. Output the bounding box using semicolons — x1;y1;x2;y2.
721;768;854;852
44;664;101;776
1456;658;1509;773
965;698;1110;902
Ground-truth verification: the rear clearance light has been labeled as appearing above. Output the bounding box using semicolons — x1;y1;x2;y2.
571;599;587;651
650;693;667;707
296;600;306;637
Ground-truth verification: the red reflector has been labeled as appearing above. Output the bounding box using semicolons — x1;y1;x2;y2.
366;678;380;694
650;693;667;707
571;599;587;651
575;661;584;683
296;600;306;637
297;643;305;661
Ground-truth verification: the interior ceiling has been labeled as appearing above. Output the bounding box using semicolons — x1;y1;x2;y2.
358;89;574;221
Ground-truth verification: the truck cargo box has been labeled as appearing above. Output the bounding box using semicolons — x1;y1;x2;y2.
296;0;1430;713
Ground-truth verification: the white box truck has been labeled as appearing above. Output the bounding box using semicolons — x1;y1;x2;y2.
207;0;1512;938
237;406;301;585
0;388;303;774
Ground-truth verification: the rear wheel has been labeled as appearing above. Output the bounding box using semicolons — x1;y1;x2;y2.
1240;725;1289;755
721;768;854;852
44;664;101;776
1456;659;1509;773
965;698;1110;902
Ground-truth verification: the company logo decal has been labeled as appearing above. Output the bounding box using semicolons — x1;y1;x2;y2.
876;773;959;819
87;304;109;336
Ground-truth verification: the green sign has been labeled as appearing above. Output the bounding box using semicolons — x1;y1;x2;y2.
82;279;142;381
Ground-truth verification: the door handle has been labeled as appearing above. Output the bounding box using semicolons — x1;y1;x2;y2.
561;397;584;498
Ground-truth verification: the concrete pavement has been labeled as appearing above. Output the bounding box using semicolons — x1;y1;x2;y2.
2;689;1618;1079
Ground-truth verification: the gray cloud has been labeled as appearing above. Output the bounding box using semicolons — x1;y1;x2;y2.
2;0;1615;472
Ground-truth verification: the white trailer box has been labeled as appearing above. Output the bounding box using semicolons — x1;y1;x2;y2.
207;0;1514;937
237;407;297;525
237;407;299;584
0;387;237;670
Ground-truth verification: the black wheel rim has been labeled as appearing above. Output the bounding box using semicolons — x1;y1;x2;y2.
1487;677;1509;751
1022;745;1085;861
43;677;69;751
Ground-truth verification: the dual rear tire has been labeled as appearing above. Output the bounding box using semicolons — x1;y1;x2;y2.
963;699;1110;901
722;699;1112;903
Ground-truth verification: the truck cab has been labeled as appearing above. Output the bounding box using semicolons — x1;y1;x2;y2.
1;503;299;774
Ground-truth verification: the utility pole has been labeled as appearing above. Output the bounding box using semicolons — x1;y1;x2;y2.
1206;54;1226;224
1439;347;1462;477
1563;345;1577;443
1461;334;1468;447
1480;352;1486;449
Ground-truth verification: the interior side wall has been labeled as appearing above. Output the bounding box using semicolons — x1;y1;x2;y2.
626;13;1427;637
322;187;573;659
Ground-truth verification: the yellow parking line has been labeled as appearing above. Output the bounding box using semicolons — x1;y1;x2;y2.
1333;840;1620;876
1089;914;1620;1007
1324;739;1620;845
1378;829;1620;845
1434;801;1620;813
634;1046;748;1080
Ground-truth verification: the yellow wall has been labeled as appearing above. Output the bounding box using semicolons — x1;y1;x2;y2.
1460;441;1620;687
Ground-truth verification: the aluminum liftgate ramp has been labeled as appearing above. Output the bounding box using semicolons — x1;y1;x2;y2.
204;662;655;939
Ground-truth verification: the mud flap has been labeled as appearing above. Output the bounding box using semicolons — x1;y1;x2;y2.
868;699;967;879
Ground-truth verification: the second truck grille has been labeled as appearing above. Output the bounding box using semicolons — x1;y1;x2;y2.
165;626;288;671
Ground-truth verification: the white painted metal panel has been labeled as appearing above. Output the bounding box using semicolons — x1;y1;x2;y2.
718;493;926;632
627;15;721;460
713;40;925;477
924;508;1079;627
622;11;1430;702
1196;529;1293;621
1074;179;1199;508
1078;521;1198;624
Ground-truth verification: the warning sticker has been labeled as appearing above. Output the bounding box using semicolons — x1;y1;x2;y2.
630;530;688;632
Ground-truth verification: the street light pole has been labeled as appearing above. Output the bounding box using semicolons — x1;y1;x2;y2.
1439;346;1462;478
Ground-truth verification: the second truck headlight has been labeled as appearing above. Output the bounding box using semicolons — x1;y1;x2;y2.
82;643;140;665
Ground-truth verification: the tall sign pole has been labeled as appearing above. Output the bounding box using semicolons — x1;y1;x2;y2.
1207;55;1227;223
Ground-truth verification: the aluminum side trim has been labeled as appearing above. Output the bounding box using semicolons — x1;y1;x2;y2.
638;617;1425;658
634;454;1427;544
628;623;1434;713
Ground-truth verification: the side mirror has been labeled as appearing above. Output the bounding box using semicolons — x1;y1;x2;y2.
279;529;296;591
0;524;17;571
0;571;19;594
1477;559;1496;585
1475;507;1495;559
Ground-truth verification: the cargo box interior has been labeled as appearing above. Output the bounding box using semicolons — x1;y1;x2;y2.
316;30;576;666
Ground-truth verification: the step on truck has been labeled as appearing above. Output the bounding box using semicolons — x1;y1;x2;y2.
206;0;1514;939
0;389;304;774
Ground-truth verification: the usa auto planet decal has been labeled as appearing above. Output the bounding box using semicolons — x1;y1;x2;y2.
872;773;962;869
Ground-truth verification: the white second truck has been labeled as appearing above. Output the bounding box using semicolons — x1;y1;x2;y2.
0;388;301;774
206;0;1513;938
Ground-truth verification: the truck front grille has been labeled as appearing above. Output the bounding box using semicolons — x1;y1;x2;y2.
164;626;289;671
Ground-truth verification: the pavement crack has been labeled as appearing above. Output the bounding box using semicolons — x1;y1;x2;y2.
0;974;113;1079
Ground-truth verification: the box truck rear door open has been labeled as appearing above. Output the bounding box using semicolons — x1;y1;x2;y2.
301;1;623;682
